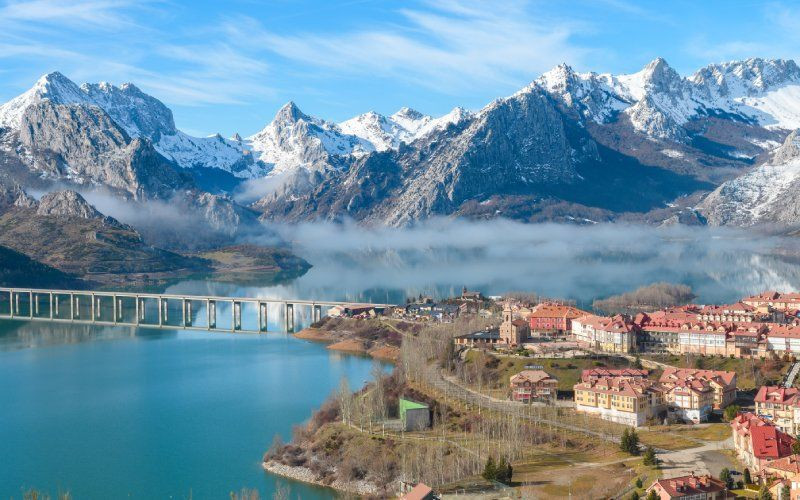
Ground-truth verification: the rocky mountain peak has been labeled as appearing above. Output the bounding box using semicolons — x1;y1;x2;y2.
36;190;104;219
274;101;309;124
639;57;682;92
392;106;425;121
537;62;578;90
0;184;36;209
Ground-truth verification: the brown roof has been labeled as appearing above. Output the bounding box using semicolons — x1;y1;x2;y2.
402;483;433;500
659;367;736;388
649;474;727;498
755;386;800;406
511;370;556;384
574;376;658;398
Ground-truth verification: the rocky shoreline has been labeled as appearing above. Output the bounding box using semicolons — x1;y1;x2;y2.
262;460;380;496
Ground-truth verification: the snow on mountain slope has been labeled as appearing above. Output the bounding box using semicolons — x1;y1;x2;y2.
535;57;800;142
0;72;262;177
0;72;87;129
700;130;800;225
339;106;472;151
246;101;374;176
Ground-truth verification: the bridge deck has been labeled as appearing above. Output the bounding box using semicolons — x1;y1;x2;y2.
0;287;392;333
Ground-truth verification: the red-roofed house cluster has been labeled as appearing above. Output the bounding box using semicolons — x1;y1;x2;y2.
574;368;737;426
567;290;800;358
730;412;800;496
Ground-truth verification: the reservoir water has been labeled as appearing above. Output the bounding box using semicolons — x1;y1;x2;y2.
0;319;382;499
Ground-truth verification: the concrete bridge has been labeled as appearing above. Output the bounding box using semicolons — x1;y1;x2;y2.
0;287;393;333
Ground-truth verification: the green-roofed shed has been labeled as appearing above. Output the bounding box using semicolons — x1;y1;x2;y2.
399;398;430;431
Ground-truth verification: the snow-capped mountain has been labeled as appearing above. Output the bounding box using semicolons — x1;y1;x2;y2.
699;130;800;226
339;106;473;151
8;57;800;227
245;101;374;176
536;57;800;142
0;72;263;178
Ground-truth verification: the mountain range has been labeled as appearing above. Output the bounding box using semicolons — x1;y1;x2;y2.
3;57;800;229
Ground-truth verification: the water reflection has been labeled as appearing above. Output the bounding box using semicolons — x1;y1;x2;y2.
0;320;153;351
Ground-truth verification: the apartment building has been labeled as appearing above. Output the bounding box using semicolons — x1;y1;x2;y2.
509;369;558;404
731;412;797;474
573;376;664;427
571;314;637;353
755;387;800;436
660;368;737;410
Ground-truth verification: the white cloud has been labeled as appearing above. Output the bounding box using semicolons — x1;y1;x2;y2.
0;0;274;107
226;0;590;93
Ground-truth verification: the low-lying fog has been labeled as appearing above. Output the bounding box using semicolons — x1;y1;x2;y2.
165;219;800;307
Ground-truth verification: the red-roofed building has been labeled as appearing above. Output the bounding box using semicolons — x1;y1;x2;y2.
755;387;800;435
660;368;737;410
744;291;800;312
528;302;588;336
401;483;437;500
574;376;664;427
698;302;757;323
731;412;796;473
766;324;800;355
572;314;637;353
509;369;558;404
646;473;729;500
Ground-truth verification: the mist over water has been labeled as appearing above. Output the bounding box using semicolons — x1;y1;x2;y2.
167;219;800;307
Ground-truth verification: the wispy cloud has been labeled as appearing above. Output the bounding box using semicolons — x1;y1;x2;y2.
226;0;590;93
0;0;274;107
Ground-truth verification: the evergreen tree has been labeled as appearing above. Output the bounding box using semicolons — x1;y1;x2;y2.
482;456;497;481
620;428;631;453
620;427;641;455
642;446;658;466
793;440;800;456
759;484;773;500
782;484;791;500
634;356;643;369
744;468;752;484
496;457;512;484
646;490;658;500
720;468;733;489
630;491;639;500
635;477;643;488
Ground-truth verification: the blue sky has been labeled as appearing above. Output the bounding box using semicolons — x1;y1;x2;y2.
0;0;795;137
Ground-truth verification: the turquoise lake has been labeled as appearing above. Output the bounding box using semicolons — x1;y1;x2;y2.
0;318;383;499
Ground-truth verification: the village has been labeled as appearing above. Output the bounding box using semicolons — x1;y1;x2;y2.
319;289;800;499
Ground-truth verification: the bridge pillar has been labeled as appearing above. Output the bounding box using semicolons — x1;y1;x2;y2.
33;292;38;317
208;300;216;329
233;301;241;331
313;304;322;323
258;302;268;332
285;303;294;332
54;294;59;317
49;292;54;319
71;294;76;320
183;299;192;327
